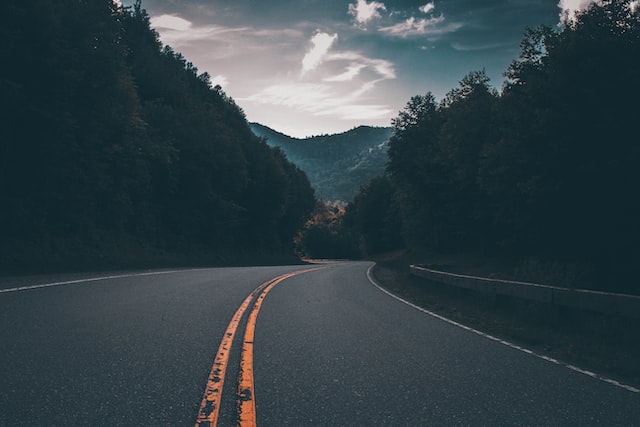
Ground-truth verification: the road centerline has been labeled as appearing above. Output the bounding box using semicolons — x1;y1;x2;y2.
195;266;327;427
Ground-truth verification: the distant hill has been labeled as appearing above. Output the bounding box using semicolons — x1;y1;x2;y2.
250;123;393;202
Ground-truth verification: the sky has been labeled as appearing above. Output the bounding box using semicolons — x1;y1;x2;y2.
120;0;599;138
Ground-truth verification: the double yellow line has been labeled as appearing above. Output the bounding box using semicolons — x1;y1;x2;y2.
195;267;325;427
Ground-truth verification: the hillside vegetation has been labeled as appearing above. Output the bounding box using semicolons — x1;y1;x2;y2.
312;1;640;294
1;0;316;273
250;123;392;202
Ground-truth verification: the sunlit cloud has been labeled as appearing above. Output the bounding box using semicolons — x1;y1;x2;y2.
349;0;387;27
244;83;334;111
151;14;192;31
301;32;338;75
324;64;367;82
243;82;393;120
558;0;639;22
315;103;394;120
326;51;396;80
245;43;397;118
558;0;600;23
350;79;385;98
378;15;447;37
138;0;559;137
150;14;249;50
210;74;229;88
419;2;436;14
150;13;303;56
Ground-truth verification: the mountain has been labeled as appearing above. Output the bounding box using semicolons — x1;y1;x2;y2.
250;123;393;202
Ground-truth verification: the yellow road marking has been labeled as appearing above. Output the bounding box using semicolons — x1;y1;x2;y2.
195;284;264;426
195;267;325;427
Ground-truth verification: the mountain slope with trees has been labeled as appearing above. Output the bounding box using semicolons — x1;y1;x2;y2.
250;123;392;202
1;0;316;273
341;0;640;294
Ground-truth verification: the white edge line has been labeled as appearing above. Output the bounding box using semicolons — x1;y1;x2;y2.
366;265;640;394
0;268;209;294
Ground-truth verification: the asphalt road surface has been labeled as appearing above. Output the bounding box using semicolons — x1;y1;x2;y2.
1;261;638;426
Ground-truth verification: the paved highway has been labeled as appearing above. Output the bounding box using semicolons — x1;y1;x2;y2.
1;261;638;426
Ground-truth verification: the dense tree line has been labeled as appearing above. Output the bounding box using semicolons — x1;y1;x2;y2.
1;0;315;272
345;1;640;293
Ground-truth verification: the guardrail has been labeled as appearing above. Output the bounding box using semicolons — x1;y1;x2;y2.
410;265;640;318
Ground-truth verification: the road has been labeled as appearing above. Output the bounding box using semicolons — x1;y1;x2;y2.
0;261;638;426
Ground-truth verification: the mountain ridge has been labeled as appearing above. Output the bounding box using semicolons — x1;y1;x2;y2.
250;122;393;202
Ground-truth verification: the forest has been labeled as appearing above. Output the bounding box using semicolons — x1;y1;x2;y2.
2;0;638;295
1;0;316;273
250;123;392;202
300;1;640;294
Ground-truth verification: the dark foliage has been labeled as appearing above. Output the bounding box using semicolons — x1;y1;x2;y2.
295;202;360;260
343;175;403;255
347;1;640;293
0;0;315;273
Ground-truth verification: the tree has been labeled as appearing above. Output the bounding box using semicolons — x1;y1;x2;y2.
437;70;498;250
344;175;403;255
386;93;447;248
0;0;316;272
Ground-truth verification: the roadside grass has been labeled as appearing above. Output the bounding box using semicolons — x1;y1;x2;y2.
370;251;640;388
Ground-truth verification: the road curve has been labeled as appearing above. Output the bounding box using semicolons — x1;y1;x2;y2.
254;262;639;426
0;262;638;426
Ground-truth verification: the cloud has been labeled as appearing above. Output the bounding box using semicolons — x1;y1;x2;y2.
558;0;600;23
316;103;394;120
210;75;229;88
150;14;250;52
242;46;396;125
324;63;367;82
242;83;393;121
301;32;338;75
244;83;333;111
558;0;639;22
151;14;193;31
378;15;447;37
149;13;304;59
419;2;436;14
326;51;396;80
349;0;387;27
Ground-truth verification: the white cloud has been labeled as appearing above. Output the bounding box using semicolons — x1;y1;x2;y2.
210;75;229;88
315;103;394;120
242;83;392;121
151;14;193;31
324;64;367;82
244;83;333;112
419;2;436;14
242;47;396;125
378;15;446;37
558;0;600;23
349;0;387;27
631;0;640;12
149;13;303;59
326;52;396;80
301;32;338;75
150;14;249;51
